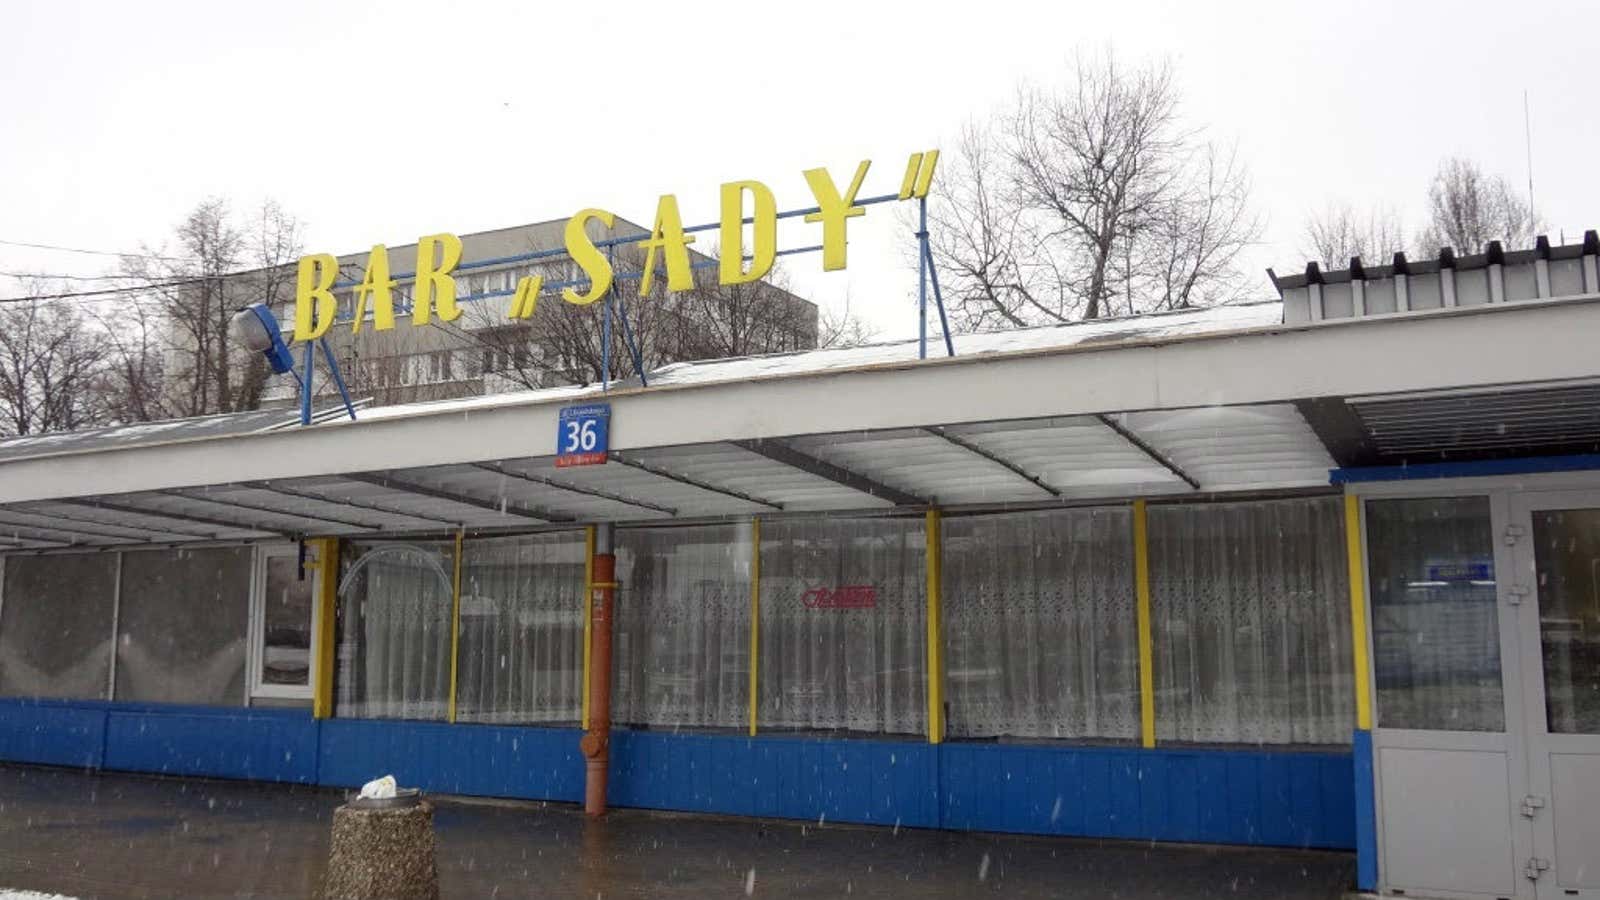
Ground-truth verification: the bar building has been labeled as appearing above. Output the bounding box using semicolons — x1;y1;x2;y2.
3;236;1600;899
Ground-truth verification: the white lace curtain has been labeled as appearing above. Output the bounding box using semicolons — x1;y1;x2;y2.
942;507;1139;740
1149;497;1354;745
758;516;926;735
455;531;587;724
613;523;752;729
336;541;455;720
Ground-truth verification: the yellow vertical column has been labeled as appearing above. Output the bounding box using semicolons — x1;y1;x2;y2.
581;525;595;730
925;508;944;744
748;518;761;737
1133;500;1156;748
311;538;339;720
446;528;465;724
1345;495;1373;730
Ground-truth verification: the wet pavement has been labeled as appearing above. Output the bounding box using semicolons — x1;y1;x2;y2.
0;764;1355;898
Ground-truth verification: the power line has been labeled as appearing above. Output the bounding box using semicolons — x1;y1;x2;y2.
0;270;140;283
0;238;190;263
0;275;208;304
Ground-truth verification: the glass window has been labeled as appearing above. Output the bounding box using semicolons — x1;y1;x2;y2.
1150;497;1354;745
257;548;315;692
614;524;752;730
758;516;926;736
942;507;1138;740
0;553;118;700
456;532;586;724
335;541;455;721
116;547;253;706
1367;496;1503;731
1528;509;1600;734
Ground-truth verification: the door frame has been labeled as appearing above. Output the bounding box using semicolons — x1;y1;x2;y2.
247;542;323;703
1507;488;1600;899
1350;474;1600;890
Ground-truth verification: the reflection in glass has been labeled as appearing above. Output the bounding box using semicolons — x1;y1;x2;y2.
1367;497;1503;732
1530;509;1600;734
0;553;118;700
261;553;314;687
116;547;252;705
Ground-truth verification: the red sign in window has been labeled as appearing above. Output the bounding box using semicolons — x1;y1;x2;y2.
801;585;878;610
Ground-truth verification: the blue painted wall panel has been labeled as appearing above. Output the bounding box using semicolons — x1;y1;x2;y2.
608;732;936;830
317;719;583;803
0;700;106;769
103;708;319;784
1352;730;1378;890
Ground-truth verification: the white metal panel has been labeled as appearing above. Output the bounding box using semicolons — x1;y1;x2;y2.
1378;746;1520;898
948;418;1181;492
1;295;1599;504
785;429;1028;506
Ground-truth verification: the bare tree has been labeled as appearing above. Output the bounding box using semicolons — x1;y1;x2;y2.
928;51;1260;329
816;291;878;349
1300;203;1410;270
114;199;303;419
1416;156;1543;255
0;286;108;436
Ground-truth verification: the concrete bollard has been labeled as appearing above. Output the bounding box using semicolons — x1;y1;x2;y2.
322;790;440;900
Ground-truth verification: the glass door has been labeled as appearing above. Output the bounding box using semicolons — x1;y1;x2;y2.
1511;491;1600;900
249;543;322;701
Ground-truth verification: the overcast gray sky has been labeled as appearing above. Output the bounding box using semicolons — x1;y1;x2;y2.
2;0;1595;339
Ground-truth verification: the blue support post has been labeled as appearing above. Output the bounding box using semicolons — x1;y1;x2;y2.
924;240;955;358
918;197;928;360
317;338;358;421
299;340;315;426
614;294;649;387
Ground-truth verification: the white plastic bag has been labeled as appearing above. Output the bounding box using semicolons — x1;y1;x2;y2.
358;774;397;800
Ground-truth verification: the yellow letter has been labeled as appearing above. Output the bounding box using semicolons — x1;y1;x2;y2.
508;274;543;319
719;180;777;286
803;160;871;271
562;208;616;305
412;233;463;325
351;244;396;334
636;194;696;296
293;253;338;342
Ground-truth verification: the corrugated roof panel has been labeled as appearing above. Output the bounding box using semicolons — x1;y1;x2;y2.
785;429;1040;506
1121;405;1334;489
625;443;893;511
947;418;1182;492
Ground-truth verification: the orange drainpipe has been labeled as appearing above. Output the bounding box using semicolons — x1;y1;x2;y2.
581;524;616;817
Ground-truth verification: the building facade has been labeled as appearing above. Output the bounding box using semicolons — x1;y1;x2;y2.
3;234;1600;899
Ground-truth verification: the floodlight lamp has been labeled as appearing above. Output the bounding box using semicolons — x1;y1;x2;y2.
231;303;296;375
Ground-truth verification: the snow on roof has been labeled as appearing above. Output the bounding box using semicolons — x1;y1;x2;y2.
0;300;1287;459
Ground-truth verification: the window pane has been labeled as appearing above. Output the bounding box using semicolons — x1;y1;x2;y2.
1529;509;1600;734
456;532;586;724
942;507;1138;740
1151;497;1353;745
1368;496;1503;731
261;554;314;687
758;517;925;736
0;553;118;700
336;541;455;721
614;523;752;730
116;547;252;705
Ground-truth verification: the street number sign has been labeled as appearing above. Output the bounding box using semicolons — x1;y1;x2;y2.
555;403;610;467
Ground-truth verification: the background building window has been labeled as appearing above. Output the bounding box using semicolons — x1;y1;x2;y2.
336;541;455;720
115;547;253;706
1367;496;1503;732
1149;497;1353;745
0;553;119;700
614;523;752;730
758;516;926;736
455;532;586;724
942;507;1138;741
